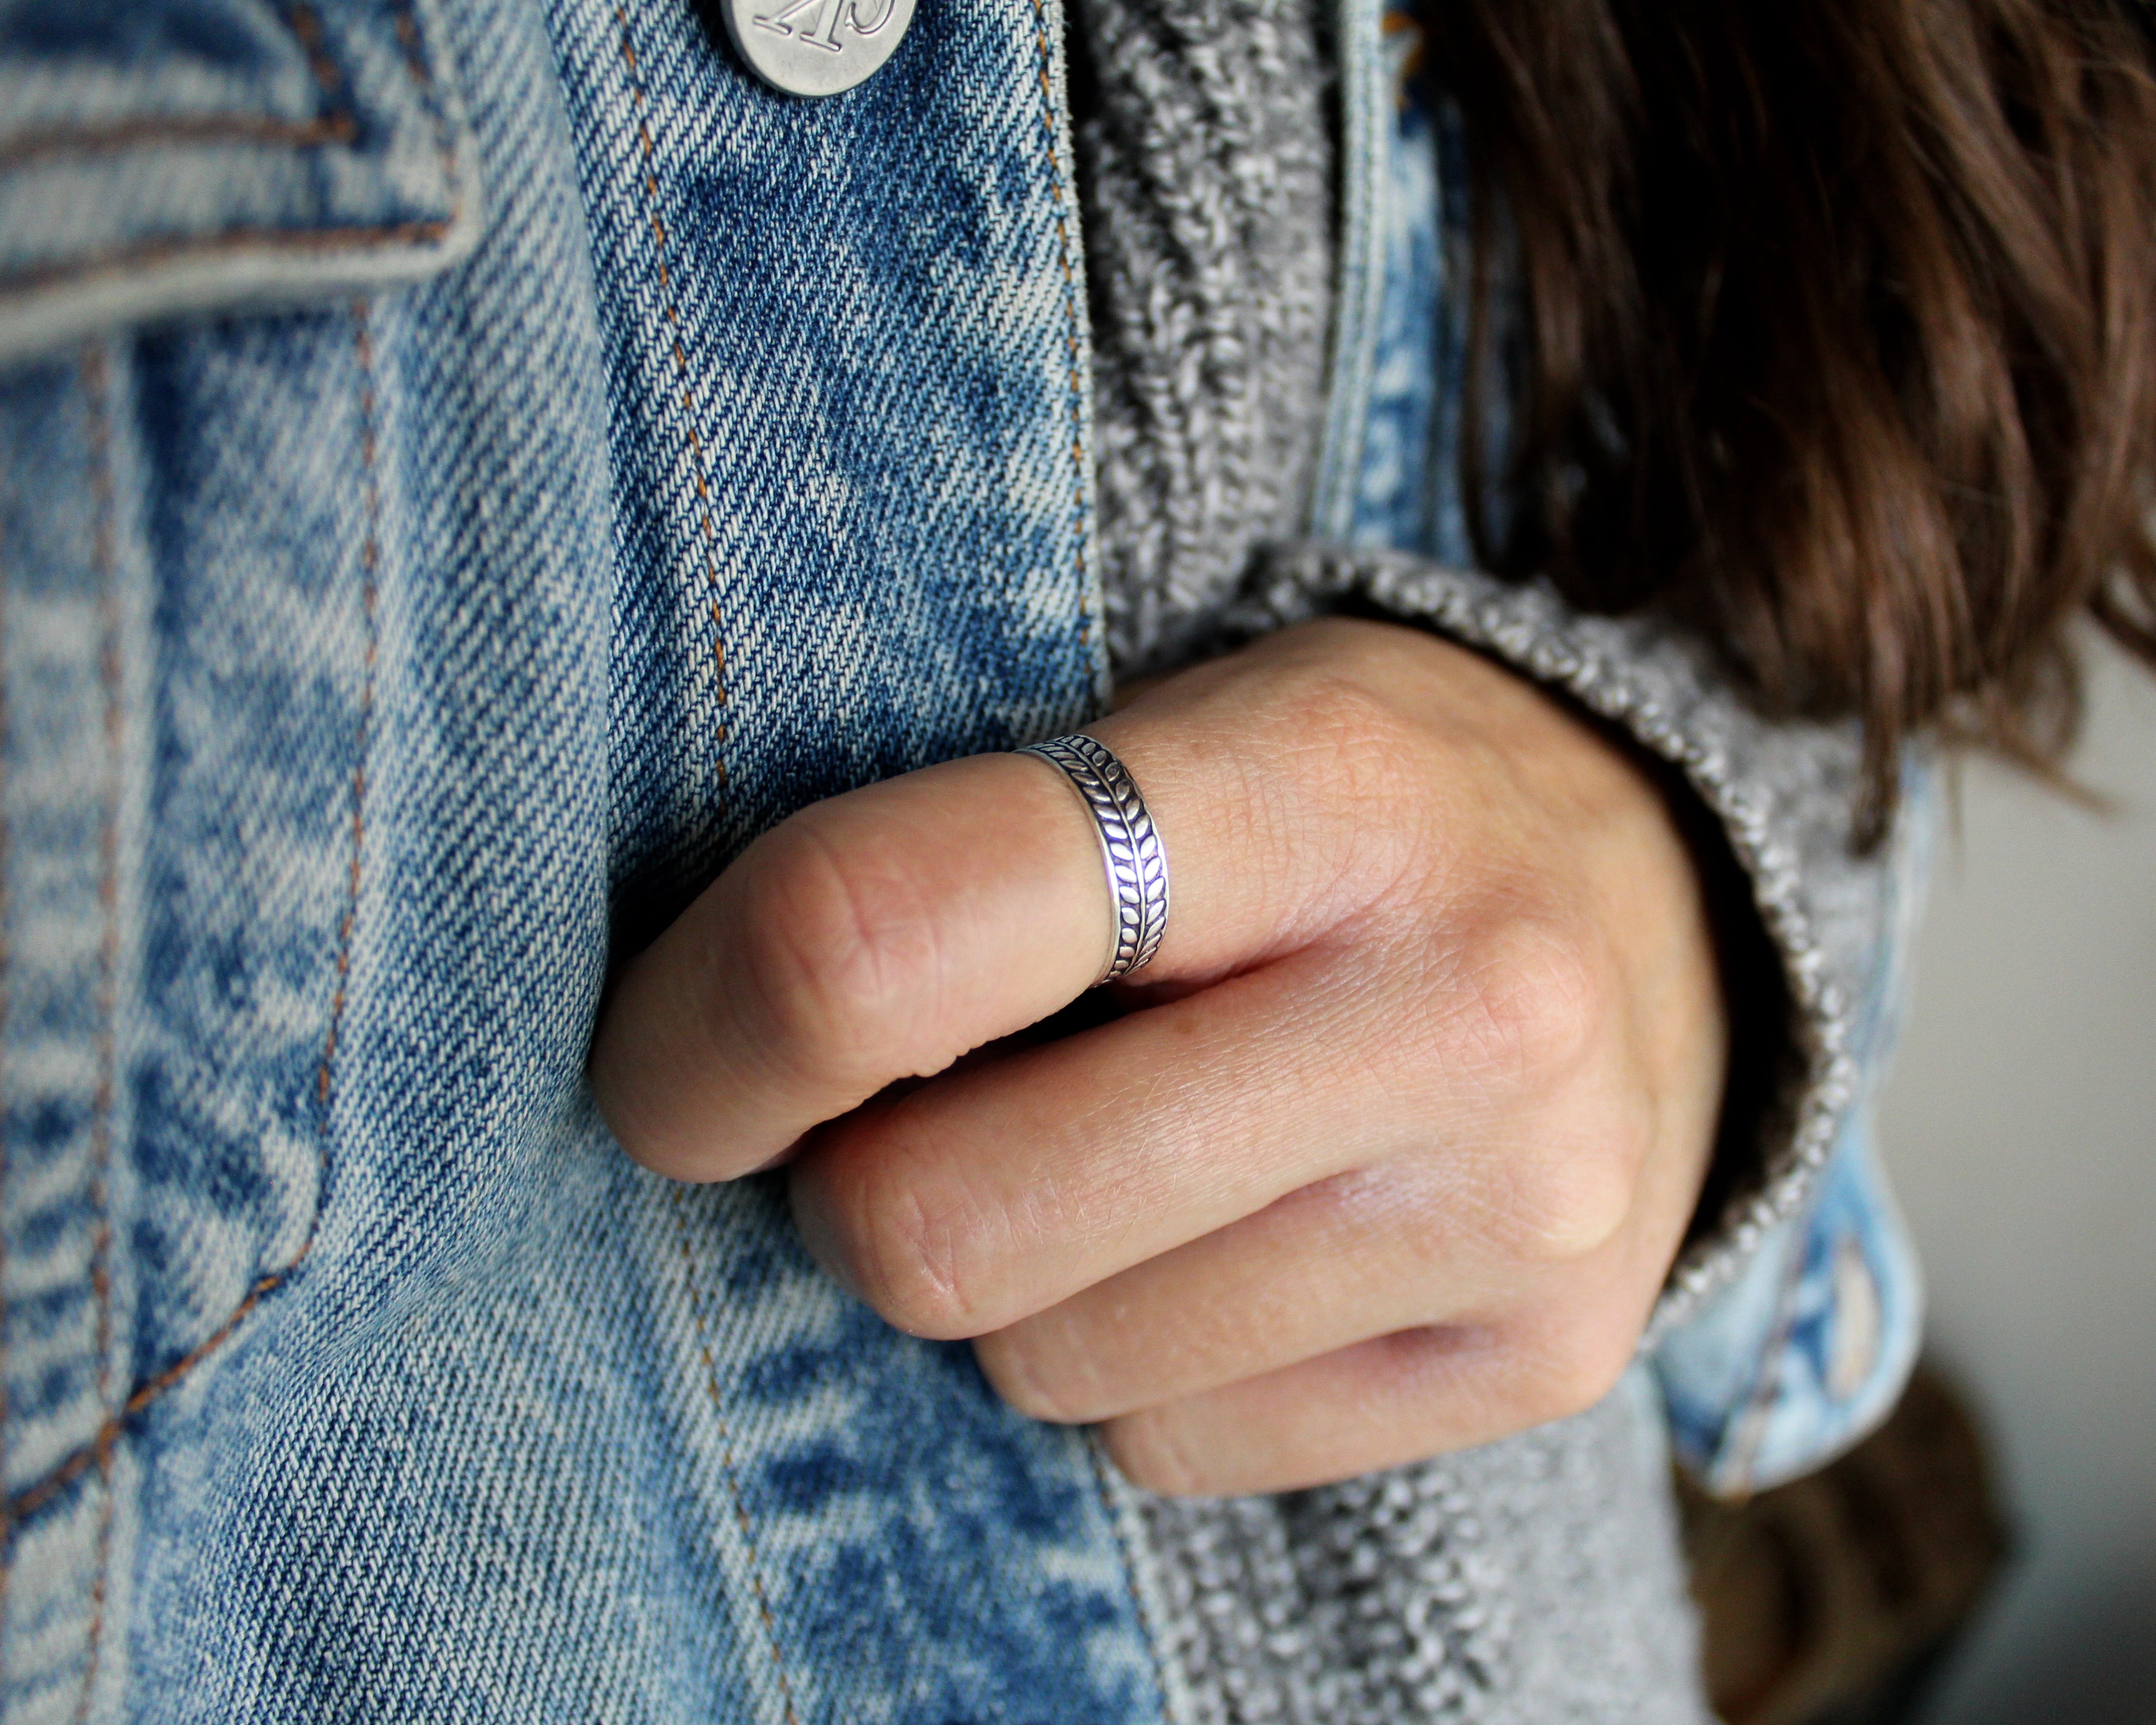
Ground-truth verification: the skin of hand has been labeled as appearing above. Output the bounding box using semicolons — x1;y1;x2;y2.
588;618;1728;1496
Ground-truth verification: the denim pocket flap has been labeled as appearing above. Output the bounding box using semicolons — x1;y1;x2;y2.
0;0;480;364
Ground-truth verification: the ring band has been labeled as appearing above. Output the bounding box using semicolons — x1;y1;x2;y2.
1015;734;1171;985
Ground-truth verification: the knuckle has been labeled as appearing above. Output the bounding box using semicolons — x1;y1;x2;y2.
1275;667;1427;812
1233;663;1435;902
826;1143;993;1340
810;1113;1000;1337
973;1327;1100;1425
734;820;933;1082
1513;1321;1636;1428
1099;1411;1209;1498
1491;1110;1646;1265
1442;910;1608;1090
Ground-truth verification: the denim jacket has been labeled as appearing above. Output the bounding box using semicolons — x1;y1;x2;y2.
0;0;1920;1718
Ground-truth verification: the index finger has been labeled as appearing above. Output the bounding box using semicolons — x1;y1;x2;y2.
589;750;1106;1179
587;623;1425;1182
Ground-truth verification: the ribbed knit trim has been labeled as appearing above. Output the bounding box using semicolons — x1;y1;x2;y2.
1134;1370;1712;1725
1073;0;1336;675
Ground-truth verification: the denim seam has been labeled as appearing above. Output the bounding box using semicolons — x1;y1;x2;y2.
0;2;351;176
610;5;733;783
0;422;12;1695
71;339;125;1725
1086;1435;1189;1725
0;2;470;305
0;303;387;1556
668;1187;804;1725
1022;0;1097;672
0;223;463;306
0;116;360;173
3;1265;303;1530
317;300;385;1114
284;0;348;100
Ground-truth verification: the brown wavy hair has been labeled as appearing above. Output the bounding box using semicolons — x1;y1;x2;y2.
1425;0;2156;839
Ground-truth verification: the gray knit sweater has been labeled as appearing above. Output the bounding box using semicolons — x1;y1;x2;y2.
1070;0;1893;1718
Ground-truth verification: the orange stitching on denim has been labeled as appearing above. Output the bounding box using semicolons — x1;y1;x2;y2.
669;1188;804;1725
0;218;459;303
387;4;461;192
391;9;431;85
2;305;380;1547
0;1;354;172
0;114;358;172
284;3;342;102
73;339;124;1725
3;1259;302;1529
614;6;732;771
0;4;468;306
1021;0;1093;620
70;1432;114;1725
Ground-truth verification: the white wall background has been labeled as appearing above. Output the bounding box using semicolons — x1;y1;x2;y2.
1879;634;2156;1725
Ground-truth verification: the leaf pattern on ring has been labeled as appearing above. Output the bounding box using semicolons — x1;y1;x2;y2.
1017;734;1171;980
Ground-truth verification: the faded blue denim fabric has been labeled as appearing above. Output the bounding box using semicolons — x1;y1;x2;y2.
0;0;484;366
1345;17;1436;555
0;0;1170;1720
548;0;1108;942
1317;3;1477;564
1328;0;1929;1497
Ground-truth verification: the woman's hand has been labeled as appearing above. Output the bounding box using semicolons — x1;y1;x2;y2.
589;619;1726;1494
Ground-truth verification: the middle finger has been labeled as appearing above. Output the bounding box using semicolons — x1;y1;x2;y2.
788;945;1468;1340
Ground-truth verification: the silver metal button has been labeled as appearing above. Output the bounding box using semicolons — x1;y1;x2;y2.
722;0;916;97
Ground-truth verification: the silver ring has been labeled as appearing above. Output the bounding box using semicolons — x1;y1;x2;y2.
1015;733;1171;985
